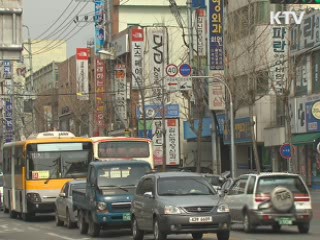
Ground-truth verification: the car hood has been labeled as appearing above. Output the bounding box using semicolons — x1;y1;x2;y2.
158;195;221;207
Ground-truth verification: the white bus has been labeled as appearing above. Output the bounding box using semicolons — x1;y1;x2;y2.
90;137;154;169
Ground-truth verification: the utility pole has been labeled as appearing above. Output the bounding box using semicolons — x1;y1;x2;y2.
186;0;194;65
23;25;35;133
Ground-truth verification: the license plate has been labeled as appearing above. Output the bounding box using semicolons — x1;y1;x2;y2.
189;216;212;223
123;213;131;221
277;218;293;225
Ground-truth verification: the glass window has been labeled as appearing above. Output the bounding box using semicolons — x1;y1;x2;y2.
157;177;215;196
97;164;150;188
26;142;93;180
137;178;154;195
256;176;308;194
228;178;247;195
247;176;256;194
98;141;150;158
70;182;86;196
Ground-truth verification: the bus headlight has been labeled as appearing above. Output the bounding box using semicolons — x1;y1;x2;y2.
97;202;107;211
27;193;42;203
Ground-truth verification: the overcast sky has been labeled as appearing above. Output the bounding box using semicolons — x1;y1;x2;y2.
22;0;95;57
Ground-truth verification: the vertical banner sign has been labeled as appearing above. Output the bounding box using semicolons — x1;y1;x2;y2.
0;60;12;79
96;58;106;127
209;81;225;110
271;26;288;94
76;48;90;100
196;9;206;57
148;28;167;104
166;119;180;165
114;64;127;121
5;99;14;143
94;0;105;52
43;105;52;130
209;0;224;70
131;28;144;89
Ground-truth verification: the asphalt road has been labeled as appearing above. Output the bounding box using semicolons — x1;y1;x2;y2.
0;191;319;240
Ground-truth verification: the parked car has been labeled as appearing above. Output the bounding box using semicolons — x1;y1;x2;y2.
55;180;86;228
224;172;312;233
131;172;231;240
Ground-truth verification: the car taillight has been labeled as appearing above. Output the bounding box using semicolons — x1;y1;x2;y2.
294;194;310;202
255;194;270;202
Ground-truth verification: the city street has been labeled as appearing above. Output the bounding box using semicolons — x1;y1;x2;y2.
0;191;319;240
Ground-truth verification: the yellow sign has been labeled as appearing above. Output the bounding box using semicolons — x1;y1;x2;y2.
32;171;49;180
312;101;320;120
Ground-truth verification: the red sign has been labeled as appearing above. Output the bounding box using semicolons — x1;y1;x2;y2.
131;28;144;42
76;48;90;60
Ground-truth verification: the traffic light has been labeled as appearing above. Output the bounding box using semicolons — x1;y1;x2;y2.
270;0;320;3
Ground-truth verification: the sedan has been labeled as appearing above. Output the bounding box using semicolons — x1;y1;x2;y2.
55;180;86;228
131;172;231;240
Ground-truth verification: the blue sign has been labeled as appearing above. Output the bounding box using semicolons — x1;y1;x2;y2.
280;143;292;159
184;118;212;140
95;0;105;52
136;104;180;119
209;0;224;70
306;100;320;132
179;64;192;77
192;0;206;8
5;99;14;143
3;60;12;79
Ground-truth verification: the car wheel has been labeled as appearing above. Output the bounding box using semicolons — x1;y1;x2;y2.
217;231;230;240
272;223;281;232
192;232;203;240
88;213;100;237
153;218;166;240
78;210;88;234
66;209;76;229
132;216;144;240
22;212;33;222
243;212;254;233
298;223;310;234
55;209;64;226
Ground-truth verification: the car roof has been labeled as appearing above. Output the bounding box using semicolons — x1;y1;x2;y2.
68;180;86;185
90;160;151;168
146;171;203;178
240;172;301;178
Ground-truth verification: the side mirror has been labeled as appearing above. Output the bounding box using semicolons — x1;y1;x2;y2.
143;192;154;198
59;193;66;198
224;189;229;194
217;186;222;191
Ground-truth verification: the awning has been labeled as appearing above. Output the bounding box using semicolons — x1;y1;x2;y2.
292;133;320;145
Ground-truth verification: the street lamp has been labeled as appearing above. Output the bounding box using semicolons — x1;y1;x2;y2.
191;75;236;178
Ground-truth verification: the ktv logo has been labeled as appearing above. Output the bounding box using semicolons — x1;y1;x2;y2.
270;11;305;25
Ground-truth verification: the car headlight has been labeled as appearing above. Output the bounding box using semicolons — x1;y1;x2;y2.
217;204;229;213
164;205;183;215
97;202;107;211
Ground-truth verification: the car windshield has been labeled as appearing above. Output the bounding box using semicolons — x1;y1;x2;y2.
256;176;308;194
158;176;215;196
205;176;221;186
97;164;150;188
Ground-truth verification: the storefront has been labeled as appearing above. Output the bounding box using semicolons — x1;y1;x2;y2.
292;133;320;190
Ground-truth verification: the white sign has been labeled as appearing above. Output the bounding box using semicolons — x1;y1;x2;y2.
147;28;167;104
152;119;163;146
196;9;206;56
131;28;144;89
166;119;180;165
166;64;178;77
76;48;90;100
270;11;305;25
114;64;127;121
166;77;179;92
179;77;192;91
208;81;225;110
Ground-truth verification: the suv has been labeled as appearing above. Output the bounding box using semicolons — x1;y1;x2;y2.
224;172;312;233
131;172;231;240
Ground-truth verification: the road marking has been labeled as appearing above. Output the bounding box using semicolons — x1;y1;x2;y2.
47;232;90;240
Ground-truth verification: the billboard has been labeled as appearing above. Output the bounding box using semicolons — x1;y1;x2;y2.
131;28;144;89
94;0;105;52
114;64;127;121
96;58;106;128
76;48;90;100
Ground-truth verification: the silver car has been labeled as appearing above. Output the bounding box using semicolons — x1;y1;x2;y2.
131;172;231;240
55;180;86;228
224;172;312;233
